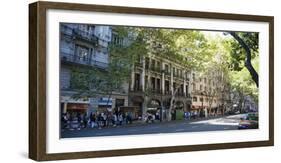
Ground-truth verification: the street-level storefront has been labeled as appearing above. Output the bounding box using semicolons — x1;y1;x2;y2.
119;106;140;120
97;97;112;113
66;103;88;113
130;96;144;119
61;96;90;114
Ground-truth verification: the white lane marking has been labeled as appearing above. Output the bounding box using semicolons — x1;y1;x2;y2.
190;118;239;126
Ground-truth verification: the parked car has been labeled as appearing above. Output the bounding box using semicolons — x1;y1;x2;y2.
238;112;258;129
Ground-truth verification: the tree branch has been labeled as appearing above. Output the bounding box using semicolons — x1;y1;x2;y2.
229;32;259;87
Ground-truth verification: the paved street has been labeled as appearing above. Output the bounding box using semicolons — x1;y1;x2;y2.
61;114;247;138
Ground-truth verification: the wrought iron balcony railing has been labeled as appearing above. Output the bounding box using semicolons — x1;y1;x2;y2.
73;28;98;44
150;66;162;73
60;52;108;69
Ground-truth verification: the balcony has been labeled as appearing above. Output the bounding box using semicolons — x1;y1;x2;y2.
131;86;143;92
151;89;162;95
173;74;184;80
164;70;171;76
150;66;162;73
61;24;74;36
73;28;98;44
60;52;108;69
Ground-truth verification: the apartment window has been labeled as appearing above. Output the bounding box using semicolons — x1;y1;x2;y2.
180;84;184;94
193;97;197;102
156;61;161;71
165;64;169;73
214;99;217;103
204;78;206;83
165;80;169;93
204;86;207;91
199;78;202;82
192;83;196;91
145;57;150;69
200;97;203;102
200;85;203;91
192;73;195;80
151;59;156;70
157;78;161;91
173;82;176;90
134;73;140;91
151;77;156;90
112;34;124;46
75;45;89;61
78;24;90;31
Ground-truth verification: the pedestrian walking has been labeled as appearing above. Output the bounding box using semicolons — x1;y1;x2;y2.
118;113;123;126
97;113;103;129
90;113;97;128
83;113;88;128
112;113;117;127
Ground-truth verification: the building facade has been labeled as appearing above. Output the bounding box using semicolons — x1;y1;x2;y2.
129;54;193;120
190;70;230;117
60;23;229;121
60;23;129;116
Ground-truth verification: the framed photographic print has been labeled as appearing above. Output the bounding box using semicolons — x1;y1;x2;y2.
29;1;274;161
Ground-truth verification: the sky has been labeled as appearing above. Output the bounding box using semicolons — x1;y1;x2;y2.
201;30;231;39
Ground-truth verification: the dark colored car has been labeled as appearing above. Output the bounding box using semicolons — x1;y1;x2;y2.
238;113;259;129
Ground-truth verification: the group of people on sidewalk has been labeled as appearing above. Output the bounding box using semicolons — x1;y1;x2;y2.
61;110;133;130
61;109;222;131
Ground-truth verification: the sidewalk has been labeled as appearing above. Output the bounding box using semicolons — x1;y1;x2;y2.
62;115;228;132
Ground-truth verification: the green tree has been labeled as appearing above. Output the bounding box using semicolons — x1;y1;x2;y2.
199;35;232;116
229;56;259;112
228;32;259;87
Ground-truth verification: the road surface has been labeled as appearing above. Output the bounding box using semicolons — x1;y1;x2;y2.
61;114;247;138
